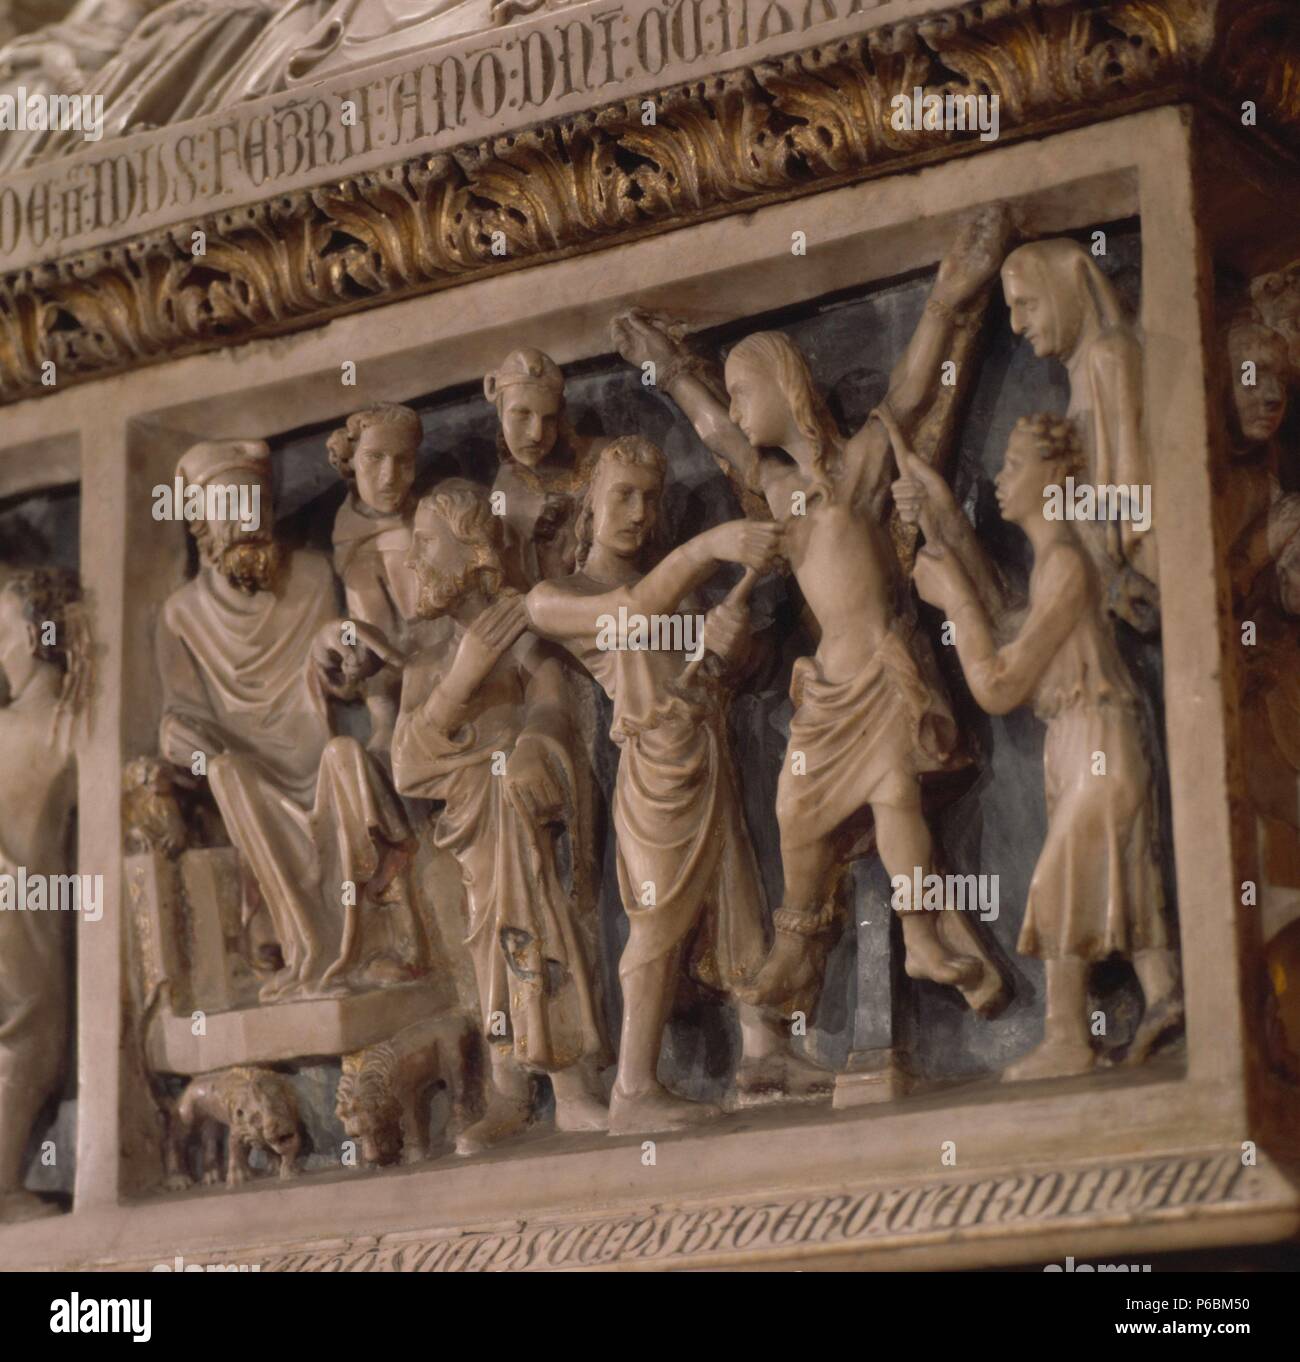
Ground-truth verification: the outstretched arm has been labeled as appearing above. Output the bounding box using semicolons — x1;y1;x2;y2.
891;204;1013;427
611;310;768;494
843;205;1014;480
880;407;1012;619
914;541;1086;715
526;520;782;640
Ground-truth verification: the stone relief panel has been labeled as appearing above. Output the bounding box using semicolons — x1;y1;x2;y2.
110;211;1190;1199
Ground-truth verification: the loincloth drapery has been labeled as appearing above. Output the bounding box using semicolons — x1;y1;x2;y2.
776;622;959;849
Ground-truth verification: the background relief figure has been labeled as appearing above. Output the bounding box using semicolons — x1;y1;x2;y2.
525;438;832;1136
610;207;1014;1026
1220;286;1300;1074
0;566;90;1222
885;409;1182;1079
392;479;609;1154
486;347;603;589
328;401;425;763
155;439;422;1001
1000;238;1158;630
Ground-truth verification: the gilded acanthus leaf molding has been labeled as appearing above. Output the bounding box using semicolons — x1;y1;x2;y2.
0;0;1291;405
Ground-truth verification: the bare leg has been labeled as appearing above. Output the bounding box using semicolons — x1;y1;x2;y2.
609;947;720;1135
873;799;980;988
735;834;839;1014
1125;948;1184;1065
1003;958;1095;1082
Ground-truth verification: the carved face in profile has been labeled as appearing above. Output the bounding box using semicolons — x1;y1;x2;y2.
1228;319;1289;446
1001;247;1090;362
995;427;1058;526
499;384;562;468
725;351;791;448
1003;269;1059;359
336;1101;402;1168
353;423;417;516
590;457;661;560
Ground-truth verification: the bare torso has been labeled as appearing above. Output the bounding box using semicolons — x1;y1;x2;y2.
762;461;897;683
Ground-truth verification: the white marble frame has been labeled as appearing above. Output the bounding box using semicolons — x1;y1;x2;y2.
0;103;1287;1270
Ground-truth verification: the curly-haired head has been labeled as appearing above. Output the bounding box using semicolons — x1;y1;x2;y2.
575;435;667;569
1010;413;1086;478
327;403;423;482
411;479;507;615
2;566;82;671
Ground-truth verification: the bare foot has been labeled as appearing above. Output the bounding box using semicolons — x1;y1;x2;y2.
1124;995;1185;1066
901;915;982;988
608;1083;720;1136
455;1092;532;1156
1002;1038;1095;1083
734;934;822;1015
554;1089;610;1134
258;965;298;1003
958;960;1009;1016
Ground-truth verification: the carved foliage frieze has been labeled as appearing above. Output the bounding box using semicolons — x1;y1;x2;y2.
0;0;1292;404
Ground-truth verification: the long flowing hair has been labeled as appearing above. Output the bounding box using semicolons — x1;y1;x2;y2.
726;331;840;499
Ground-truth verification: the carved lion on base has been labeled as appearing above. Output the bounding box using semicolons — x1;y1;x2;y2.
336;1013;479;1167
164;1066;303;1190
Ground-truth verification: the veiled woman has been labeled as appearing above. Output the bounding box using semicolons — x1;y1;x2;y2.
1001;239;1158;627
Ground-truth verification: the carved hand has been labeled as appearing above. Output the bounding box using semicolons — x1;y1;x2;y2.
934;204;1015;309
701;599;750;665
875;406;956;540
447;593;529;697
504;739;564;824
702;519;783;574
912;544;966;610
311;620;403;699
610;308;682;372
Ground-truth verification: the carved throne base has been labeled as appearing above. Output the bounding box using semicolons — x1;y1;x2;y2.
146;982;442;1075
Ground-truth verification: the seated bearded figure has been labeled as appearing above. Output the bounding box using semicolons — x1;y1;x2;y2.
156;439;426;1001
